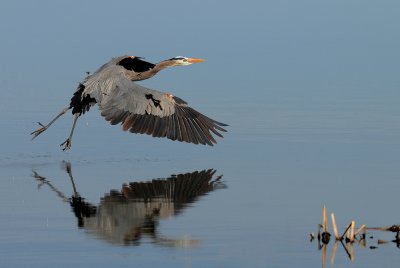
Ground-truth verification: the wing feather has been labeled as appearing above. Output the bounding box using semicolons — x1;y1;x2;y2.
183;117;200;145
154;115;165;138
145;115;156;135
181;117;190;143
191;119;209;145
175;114;183;142
139;115;150;134
194;117;217;144
168;115;176;141
126;114;142;133
123;115;134;131
99;76;227;145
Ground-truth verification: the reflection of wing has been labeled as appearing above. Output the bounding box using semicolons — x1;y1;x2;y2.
122;169;221;212
33;165;226;246
81;169;225;245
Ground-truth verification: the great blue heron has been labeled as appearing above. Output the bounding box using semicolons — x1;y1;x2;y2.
31;55;228;150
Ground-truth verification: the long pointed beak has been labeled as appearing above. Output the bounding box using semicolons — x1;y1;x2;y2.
187;58;205;63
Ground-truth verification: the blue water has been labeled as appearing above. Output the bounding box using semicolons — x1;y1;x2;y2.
1;1;400;267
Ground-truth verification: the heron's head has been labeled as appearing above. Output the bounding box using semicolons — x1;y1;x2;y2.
169;56;205;66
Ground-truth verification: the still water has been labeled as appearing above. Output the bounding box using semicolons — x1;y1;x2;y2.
1;1;400;267
2;86;400;267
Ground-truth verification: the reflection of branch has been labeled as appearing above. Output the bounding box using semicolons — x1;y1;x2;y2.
344;241;355;261
321;244;326;268
340;240;354;261
330;241;338;266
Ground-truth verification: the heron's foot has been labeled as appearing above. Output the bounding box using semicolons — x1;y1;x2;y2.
60;138;72;151
31;122;47;140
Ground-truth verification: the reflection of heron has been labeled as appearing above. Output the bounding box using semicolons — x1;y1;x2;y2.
31;55;228;150
32;162;226;246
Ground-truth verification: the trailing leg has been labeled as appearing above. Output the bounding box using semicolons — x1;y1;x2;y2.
60;113;80;151
31;107;70;139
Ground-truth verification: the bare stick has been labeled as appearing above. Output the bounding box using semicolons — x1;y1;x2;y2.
367;225;400;232
323;206;328;233
349;221;355;242
331;213;340;240
354;224;366;237
340;223;352;241
320;206;331;244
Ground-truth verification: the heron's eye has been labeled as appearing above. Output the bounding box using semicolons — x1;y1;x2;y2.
182;59;188;62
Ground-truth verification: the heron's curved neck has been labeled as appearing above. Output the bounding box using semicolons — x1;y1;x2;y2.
154;60;176;71
127;60;175;81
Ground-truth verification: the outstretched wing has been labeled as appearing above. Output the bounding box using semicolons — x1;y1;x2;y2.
98;77;227;145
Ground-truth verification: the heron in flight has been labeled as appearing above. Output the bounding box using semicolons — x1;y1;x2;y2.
31;55;228;150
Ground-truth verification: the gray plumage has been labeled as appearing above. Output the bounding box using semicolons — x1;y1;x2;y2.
31;55;227;150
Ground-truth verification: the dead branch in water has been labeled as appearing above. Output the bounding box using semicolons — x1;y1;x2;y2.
331;213;339;240
367;225;400;233
312;206;400;266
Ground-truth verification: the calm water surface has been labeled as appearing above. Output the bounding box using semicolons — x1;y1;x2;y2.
1;1;400;267
2;88;400;267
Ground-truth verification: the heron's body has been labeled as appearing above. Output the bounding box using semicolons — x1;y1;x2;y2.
31;55;227;150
